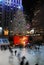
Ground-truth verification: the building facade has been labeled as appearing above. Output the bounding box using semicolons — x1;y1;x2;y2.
0;0;23;29
0;0;3;27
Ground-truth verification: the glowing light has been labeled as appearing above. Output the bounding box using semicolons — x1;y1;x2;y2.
13;36;29;46
0;0;2;2
0;27;2;30
4;0;23;10
17;6;21;9
20;36;28;46
30;29;34;34
4;29;9;36
27;31;30;34
0;27;2;34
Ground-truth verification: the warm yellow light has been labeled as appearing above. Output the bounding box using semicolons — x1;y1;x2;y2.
27;31;30;34
4;29;9;35
20;36;28;46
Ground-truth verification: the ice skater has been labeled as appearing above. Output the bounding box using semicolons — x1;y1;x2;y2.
20;56;26;65
14;50;17;56
8;45;13;55
8;45;13;64
25;61;29;65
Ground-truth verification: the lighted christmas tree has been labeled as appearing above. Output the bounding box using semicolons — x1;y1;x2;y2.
13;9;27;35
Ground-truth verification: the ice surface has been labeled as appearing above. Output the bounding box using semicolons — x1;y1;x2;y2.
0;46;44;65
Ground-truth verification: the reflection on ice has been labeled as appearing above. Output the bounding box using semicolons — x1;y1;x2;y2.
20;48;37;65
39;46;44;65
9;55;20;65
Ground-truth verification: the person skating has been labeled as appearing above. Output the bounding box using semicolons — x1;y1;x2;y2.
20;56;26;65
15;50;17;56
25;61;29;65
8;45;13;55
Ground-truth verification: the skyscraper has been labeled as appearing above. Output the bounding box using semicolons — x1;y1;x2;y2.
0;0;23;29
0;0;3;27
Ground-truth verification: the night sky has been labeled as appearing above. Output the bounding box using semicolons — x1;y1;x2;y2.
22;0;44;28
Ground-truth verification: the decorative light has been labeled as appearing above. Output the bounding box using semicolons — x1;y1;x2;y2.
20;36;28;46
4;29;9;36
13;36;28;46
4;0;23;10
0;27;2;34
10;20;12;23
27;31;30;34
0;27;2;30
30;28;34;34
17;6;21;9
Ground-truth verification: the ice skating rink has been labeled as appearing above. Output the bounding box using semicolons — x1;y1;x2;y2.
0;46;44;65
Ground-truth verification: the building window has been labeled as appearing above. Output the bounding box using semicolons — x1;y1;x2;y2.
19;0;20;4
14;0;15;2
11;0;13;2
17;0;20;5
8;0;10;1
17;0;18;3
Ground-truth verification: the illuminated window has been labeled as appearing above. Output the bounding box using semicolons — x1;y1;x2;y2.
19;0;20;4
14;0;15;2
17;0;18;3
4;0;22;10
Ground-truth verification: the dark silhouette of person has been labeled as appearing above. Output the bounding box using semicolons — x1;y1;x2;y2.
1;45;4;50
25;61;29;65
15;50;17;56
22;56;26;60
8;45;13;55
35;64;38;65
20;59;24;65
20;56;26;65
